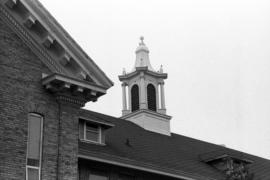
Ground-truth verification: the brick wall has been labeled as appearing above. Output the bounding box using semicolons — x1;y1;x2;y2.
0;15;80;180
57;101;80;180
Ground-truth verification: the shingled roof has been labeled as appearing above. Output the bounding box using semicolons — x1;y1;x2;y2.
78;109;270;180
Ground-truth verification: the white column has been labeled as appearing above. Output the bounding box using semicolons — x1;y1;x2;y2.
156;84;160;109
122;83;127;110
140;73;147;109
160;82;166;109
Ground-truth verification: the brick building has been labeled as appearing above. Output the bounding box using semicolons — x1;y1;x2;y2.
0;0;270;180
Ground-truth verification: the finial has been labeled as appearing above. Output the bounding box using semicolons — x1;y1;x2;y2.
122;68;126;75
160;65;163;73
139;36;145;45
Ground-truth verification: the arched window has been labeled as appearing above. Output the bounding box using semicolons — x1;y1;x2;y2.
131;84;139;112
147;84;157;111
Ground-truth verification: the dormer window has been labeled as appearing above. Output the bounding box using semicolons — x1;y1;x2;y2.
200;153;254;180
79;118;114;145
85;122;101;143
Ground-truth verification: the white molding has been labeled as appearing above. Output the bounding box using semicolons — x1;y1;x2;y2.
121;109;171;120
41;73;107;94
26;166;40;180
79;116;114;128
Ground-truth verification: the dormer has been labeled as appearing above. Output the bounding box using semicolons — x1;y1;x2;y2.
79;117;114;145
200;152;254;179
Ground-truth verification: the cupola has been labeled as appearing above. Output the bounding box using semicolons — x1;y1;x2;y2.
119;37;171;136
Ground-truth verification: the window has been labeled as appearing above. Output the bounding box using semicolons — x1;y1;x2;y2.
131;84;139;112
80;121;102;144
26;113;43;180
79;119;114;145
85;123;100;142
147;84;156;111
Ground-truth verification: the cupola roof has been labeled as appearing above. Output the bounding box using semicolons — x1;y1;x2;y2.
133;36;155;72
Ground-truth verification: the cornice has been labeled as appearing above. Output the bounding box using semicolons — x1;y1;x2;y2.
42;73;106;105
0;4;65;74
42;73;107;94
56;94;86;107
119;67;167;81
0;0;113;89
22;0;113;88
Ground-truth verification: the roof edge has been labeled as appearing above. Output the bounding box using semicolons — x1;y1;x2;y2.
78;154;217;180
3;0;113;88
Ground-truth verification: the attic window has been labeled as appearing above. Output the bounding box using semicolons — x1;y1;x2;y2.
200;153;254;180
79;118;114;145
85;123;101;142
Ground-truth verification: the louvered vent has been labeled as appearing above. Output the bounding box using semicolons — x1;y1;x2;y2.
147;84;156;111
131;85;139;112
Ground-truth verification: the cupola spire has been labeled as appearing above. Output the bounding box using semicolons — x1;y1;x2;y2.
133;36;154;71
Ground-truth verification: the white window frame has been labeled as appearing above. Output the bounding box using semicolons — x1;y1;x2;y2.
26;113;43;180
83;121;102;144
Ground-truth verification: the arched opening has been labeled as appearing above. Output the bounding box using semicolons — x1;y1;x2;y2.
147;84;157;111
131;84;139;112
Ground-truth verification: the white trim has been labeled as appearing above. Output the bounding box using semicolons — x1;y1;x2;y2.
79;116;114;127
119;69;167;81
42;73;107;93
78;155;208;180
121;108;171;120
26;165;39;169
80;139;106;146
26;166;40;180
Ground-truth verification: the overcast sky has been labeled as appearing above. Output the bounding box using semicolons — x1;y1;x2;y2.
40;0;270;159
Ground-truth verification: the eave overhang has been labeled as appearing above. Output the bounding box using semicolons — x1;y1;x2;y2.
78;150;218;180
42;73;107;103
